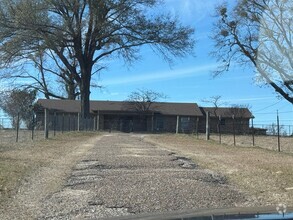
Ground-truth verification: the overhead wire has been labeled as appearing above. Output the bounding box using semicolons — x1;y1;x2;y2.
253;100;283;113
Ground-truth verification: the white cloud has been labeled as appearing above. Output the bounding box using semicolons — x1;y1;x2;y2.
102;63;218;86
223;96;274;103
164;0;225;23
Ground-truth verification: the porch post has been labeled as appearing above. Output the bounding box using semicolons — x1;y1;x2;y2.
176;115;179;134
206;111;210;140
97;111;100;131
77;113;80;131
44;108;49;139
151;112;154;132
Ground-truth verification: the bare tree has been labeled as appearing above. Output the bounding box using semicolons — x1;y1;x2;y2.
201;95;225;117
27;49;80;100
211;0;293;104
266;123;286;136
0;0;195;118
2;46;103;100
0;89;37;129
125;89;167;112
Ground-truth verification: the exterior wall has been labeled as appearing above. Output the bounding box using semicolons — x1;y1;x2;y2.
162;115;177;133
99;115;104;130
99;114;199;133
146;115;154;132
103;115;119;131
198;118;206;133
198;116;251;134
153;115;198;133
178;116;198;133
35;110;251;134
102;114;150;132
35;112;95;131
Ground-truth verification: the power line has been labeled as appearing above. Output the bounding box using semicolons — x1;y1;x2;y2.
278;111;293;114
253;100;282;113
254;110;293;115
256;119;293;122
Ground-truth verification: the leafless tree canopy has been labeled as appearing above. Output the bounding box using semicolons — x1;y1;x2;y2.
211;0;293;104
0;0;195;117
125;89;167;112
202;95;224;117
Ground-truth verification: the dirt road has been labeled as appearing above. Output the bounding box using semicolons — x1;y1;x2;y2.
1;133;250;219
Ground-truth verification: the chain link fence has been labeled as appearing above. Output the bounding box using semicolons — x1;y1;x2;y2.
0;112;97;144
194;119;293;153
1;114;292;153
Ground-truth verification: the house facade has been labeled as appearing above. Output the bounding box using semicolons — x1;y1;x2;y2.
35;99;203;133
34;99;253;134
198;107;253;134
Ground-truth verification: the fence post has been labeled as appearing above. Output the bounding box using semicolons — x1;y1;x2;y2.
68;114;71;131
176;115;179;134
195;117;199;139
62;113;65;133
44;108;49;139
232;114;236;146
277;110;281;152
16;113;20;142
218;115;221;144
77;113;80;131
97;111;100;131
53;112;56;136
251;116;255;146
31;112;35;140
73;114;76;131
95;111;100;131
206;111;210;140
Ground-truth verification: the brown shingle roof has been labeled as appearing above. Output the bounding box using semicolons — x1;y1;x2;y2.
36;99;81;113
200;107;253;118
36;99;203;116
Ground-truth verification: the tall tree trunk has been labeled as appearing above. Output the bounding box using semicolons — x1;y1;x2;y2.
80;79;90;119
80;66;92;119
66;81;77;100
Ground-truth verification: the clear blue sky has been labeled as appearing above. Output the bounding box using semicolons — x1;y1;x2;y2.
89;0;292;128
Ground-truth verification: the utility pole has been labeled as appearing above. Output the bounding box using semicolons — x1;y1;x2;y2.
277;110;280;152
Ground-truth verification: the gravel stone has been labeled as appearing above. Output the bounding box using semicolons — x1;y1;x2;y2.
38;133;247;219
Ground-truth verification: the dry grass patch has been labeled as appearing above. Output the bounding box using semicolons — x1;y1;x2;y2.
196;134;293;153
146;134;293;207
0;131;98;205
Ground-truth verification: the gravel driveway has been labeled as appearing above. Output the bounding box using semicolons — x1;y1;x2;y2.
35;133;246;219
0;133;249;219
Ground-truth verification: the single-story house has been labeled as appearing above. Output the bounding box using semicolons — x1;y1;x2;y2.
34;99;203;133
198;107;253;134
34;99;253;134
